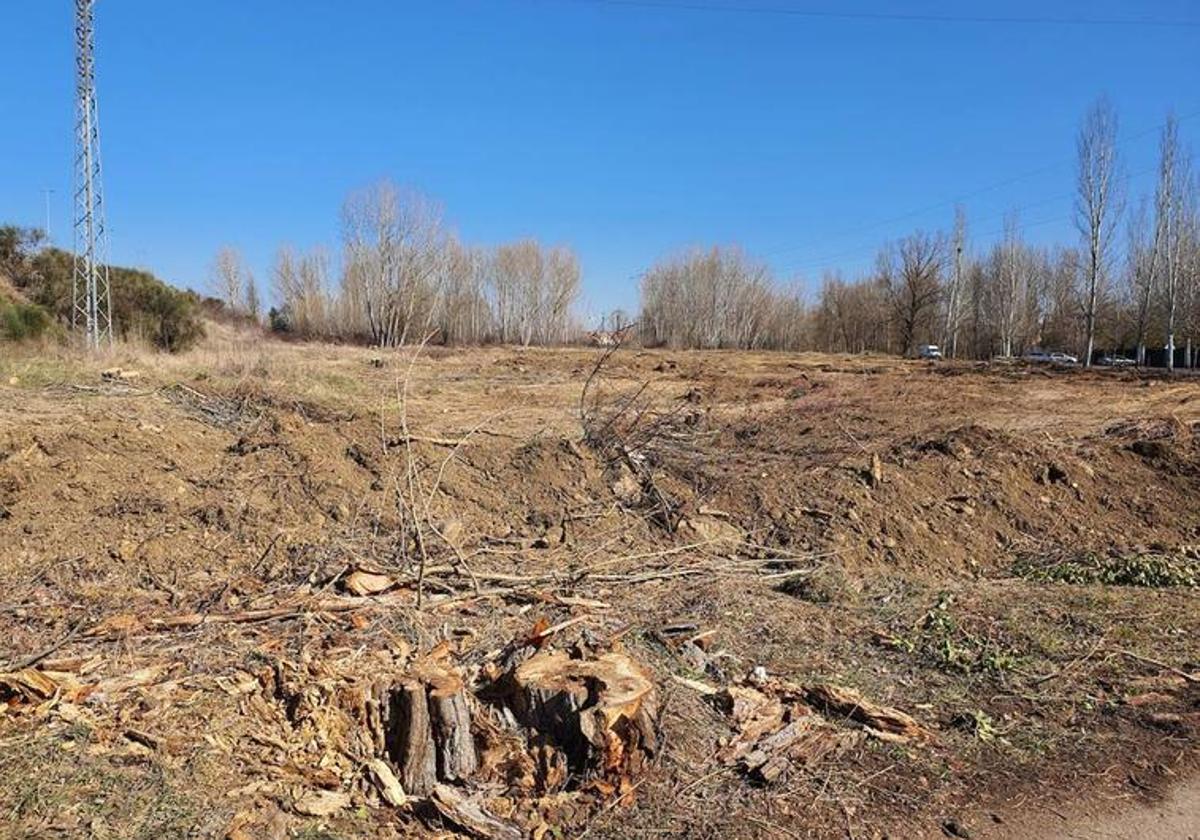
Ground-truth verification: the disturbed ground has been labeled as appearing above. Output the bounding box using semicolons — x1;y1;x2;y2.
1;329;1199;839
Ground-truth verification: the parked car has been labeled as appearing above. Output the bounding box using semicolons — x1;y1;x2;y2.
1022;349;1077;365
917;344;943;360
1098;355;1136;367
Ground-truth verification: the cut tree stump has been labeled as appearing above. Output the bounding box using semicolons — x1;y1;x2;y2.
378;662;479;796
503;649;658;783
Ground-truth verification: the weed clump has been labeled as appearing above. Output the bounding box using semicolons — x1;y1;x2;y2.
877;593;1023;676
1014;551;1199;588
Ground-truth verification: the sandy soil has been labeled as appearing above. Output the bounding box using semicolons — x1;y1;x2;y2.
991;777;1200;839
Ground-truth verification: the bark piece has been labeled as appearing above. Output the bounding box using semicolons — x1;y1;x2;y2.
506;649;658;781
428;784;523;840
804;683;931;743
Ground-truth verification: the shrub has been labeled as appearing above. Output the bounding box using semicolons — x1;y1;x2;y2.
0;300;53;341
17;246;204;353
1015;551;1199;587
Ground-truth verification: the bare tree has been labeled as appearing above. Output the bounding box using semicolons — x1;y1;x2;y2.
272;246;332;337
438;238;491;344
1156;113;1189;372
877;231;945;356
640;247;797;350
211;246;248;313
341;181;447;347
1183;196;1200;367
244;274;261;322
941;206;967;357
993;212;1037;358
1125;198;1159;365
1074;97;1123;367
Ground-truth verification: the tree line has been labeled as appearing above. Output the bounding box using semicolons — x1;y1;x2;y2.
213;181;582;347
197;99;1196;365
1;226;205;352
637;99;1200;367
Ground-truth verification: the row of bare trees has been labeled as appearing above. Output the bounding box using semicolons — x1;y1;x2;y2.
639;247;807;350
204;102;1194;361
212;181;582;347
637;100;1199;366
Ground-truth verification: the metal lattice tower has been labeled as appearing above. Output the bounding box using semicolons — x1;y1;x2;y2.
72;0;113;348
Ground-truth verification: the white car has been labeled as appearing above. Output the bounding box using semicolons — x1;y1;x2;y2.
918;344;943;360
1049;352;1078;365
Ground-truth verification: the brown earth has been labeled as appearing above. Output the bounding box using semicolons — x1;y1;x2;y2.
1;331;1198;839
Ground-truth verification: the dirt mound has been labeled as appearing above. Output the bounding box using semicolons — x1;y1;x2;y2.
631;405;1200;575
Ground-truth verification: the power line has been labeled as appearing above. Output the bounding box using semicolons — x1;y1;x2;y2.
760;108;1200;263
772;163;1162;277
572;0;1200;28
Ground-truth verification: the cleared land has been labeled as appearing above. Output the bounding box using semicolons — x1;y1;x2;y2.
1;329;1198;839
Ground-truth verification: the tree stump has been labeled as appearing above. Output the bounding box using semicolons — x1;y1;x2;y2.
377;663;478;796
504;649;658;784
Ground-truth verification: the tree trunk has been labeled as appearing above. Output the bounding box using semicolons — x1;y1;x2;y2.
376;664;478;796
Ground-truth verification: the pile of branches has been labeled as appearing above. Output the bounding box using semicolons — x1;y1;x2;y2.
577;336;715;532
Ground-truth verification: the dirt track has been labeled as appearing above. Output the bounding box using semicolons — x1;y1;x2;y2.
1;336;1198;838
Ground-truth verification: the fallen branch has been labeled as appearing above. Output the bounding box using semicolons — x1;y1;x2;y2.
86;600;370;639
2;619;85;671
1116;648;1200;685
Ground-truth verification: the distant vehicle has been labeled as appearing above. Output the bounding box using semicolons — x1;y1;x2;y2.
1023;349;1077;365
1098;355;1136;367
917;344;943;360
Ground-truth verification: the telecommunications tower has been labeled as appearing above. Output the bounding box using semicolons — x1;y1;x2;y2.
72;0;113;348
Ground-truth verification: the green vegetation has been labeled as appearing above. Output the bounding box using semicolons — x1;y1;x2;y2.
0;224;204;352
0;299;54;341
1014;550;1200;587
880;593;1023;676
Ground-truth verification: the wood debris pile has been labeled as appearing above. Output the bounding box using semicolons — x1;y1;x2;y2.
713;671;932;785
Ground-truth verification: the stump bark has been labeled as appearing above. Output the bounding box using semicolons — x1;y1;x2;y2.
504;649;658;782
378;663;478;796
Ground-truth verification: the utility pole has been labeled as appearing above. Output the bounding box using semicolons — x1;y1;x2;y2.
72;0;114;349
943;206;966;358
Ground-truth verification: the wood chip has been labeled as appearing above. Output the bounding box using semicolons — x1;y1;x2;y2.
366;758;407;807
293;789;350;817
343;569;395;597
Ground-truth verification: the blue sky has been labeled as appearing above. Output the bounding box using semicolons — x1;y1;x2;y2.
2;1;1197;320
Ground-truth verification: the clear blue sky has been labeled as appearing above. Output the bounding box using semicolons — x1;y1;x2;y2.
2;1;1198;320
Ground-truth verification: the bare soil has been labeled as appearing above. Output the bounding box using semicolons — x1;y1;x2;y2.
1;334;1198;839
